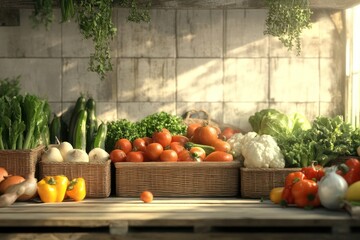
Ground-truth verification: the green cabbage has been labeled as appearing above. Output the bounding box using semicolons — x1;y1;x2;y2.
249;109;311;140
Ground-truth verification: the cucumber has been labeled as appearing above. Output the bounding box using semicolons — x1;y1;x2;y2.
92;122;107;150
86;98;97;153
68;96;86;145
50;114;61;144
73;109;87;151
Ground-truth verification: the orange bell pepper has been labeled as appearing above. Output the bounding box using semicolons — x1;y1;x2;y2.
66;177;86;201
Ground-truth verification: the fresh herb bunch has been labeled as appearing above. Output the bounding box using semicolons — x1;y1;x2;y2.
105;119;140;152
30;0;54;30
264;0;312;55
115;0;151;23
137;111;187;138
76;0;117;80
0;76;21;98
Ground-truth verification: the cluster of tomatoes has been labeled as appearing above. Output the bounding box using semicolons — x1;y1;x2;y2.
109;124;239;163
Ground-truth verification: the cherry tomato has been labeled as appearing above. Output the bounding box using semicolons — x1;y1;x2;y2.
110;149;127;163
171;135;189;144
186;123;202;138
189;147;206;161
140;191;153;203
219;127;240;140
133;138;147;152
145;143;164;161
152;129;172;148
211;139;231;152
160;149;178;162
193;126;219;145
126;151;144;162
169;142;185;155
114;138;132;154
178;150;195;162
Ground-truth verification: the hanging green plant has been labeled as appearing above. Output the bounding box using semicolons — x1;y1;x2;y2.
75;0;117;80
264;0;313;55
30;0;54;30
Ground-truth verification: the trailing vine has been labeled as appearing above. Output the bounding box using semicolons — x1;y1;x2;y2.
30;0;54;30
264;0;313;55
30;0;151;80
76;0;117;80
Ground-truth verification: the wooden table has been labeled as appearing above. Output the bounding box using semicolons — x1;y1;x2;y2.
0;198;359;240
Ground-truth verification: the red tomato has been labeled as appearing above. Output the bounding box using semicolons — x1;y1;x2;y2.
193;126;219;145
145;143;164;161
291;179;321;208
211;139;231;152
169;142;185;155
142;137;153;145
126;151;144;162
189;147;206;161
133;138;147;152
171;135;189;144
110;149;127;163
219;127;240;140
140;191;153;203
152;129;172;148
160;149;178;162
178;150;195;162
186;123;202;138
203;151;233;162
114;138;132;154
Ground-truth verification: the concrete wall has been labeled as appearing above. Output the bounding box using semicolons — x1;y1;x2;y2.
0;8;345;132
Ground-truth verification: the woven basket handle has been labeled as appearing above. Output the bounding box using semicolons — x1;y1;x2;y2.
184;109;210;121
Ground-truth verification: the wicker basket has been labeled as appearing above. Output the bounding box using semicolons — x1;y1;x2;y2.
183;109;220;129
240;167;300;199
115;162;241;197
39;160;111;198
0;145;45;177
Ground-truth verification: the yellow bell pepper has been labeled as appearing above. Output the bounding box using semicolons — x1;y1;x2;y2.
37;175;69;203
66;177;86;201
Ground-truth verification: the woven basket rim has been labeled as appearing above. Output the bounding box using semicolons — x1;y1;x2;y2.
0;144;44;153
40;160;111;165
115;161;241;168
240;167;301;172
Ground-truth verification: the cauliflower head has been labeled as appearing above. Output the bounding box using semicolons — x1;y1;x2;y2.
241;133;285;168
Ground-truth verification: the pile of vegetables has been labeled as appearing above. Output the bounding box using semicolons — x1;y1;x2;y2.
42;141;109;164
105;112;187;153
0;94;50;150
249;109;360;167
270;158;360;210
50;96;107;153
109;125;234;163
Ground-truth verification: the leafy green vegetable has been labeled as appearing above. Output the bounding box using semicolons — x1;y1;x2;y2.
22;94;50;149
278;116;360;167
137;111;187;138
105;119;140;152
0;76;21;98
249;108;311;140
105;111;187;152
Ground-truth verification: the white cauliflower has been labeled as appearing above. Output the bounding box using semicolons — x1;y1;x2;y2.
228;132;285;168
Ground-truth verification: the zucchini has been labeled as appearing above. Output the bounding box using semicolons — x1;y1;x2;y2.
68;96;86;145
73;109;87;151
92;122;107;150
184;142;215;155
85;98;97;152
50;114;61;144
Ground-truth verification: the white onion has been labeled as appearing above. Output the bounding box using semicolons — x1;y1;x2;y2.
65;149;89;163
318;166;348;210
